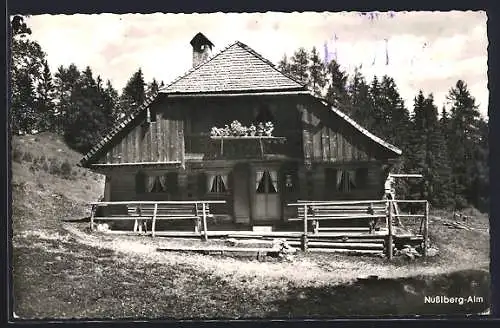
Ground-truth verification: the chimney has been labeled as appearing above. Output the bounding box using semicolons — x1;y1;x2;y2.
190;32;214;68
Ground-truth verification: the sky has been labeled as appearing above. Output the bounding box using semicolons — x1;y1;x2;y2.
25;11;488;118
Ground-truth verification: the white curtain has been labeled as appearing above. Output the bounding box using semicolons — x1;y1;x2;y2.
348;170;356;188
159;175;168;191
207;173;216;192
255;170;264;191
269;170;278;191
220;174;228;190
146;175;156;192
336;170;343;191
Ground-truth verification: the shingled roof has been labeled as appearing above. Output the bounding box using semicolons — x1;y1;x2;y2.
160;41;305;94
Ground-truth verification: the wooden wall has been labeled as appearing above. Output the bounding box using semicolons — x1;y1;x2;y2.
298;100;396;163
296;162;383;201
98;101;185;165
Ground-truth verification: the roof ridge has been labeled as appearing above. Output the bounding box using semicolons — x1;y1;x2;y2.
159;41;240;93
234;41;307;88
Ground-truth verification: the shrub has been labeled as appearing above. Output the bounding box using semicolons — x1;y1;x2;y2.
60;160;73;178
39;155;46;163
12;148;24;163
42;161;49;172
12;181;26;191
22;151;33;162
49;159;60;175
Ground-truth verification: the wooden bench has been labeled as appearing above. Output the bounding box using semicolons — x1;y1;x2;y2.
296;203;387;234
127;203;213;235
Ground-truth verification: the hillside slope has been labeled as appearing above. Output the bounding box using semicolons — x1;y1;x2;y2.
11;132;104;234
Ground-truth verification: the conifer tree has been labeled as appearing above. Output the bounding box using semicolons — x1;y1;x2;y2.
117;68;146;120
146;78;160;98
102;79;118;129
277;54;292;76
308;47;327;96
63;66;109;153
53;64;81;134
10;17;47;134
11;73;36;134
368;76;385;138
289;48;309;85
347;68;373;128
35;60;56;132
324;60;349;113
446;80;482;209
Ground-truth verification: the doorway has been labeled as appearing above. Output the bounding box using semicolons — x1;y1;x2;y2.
252;167;281;222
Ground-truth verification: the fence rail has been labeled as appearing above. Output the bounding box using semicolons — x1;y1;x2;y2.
287;199;429;259
90;200;226;240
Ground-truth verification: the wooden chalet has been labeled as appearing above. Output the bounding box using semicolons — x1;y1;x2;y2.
79;32;404;230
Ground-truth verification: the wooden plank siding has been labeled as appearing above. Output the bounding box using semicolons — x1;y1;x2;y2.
97;102;185;165
299;99;394;163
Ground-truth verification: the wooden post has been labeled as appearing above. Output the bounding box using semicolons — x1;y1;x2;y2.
151;203;158;237
90;204;96;232
387;200;393;260
301;204;308;252
313;220;319;235
195;218;201;234
202;202;208;241
423;201;429;256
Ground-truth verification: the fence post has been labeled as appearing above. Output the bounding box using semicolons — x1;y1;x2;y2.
90;204;96;232
387;200;393;260
151;203;157;237
202;202;208;241
423;201;429;256
301;204;308;252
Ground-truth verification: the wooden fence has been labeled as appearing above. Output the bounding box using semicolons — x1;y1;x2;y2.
287;199;429;259
89;200;226;240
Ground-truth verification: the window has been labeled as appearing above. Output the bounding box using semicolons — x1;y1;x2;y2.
207;173;228;194
256;169;278;194
325;167;370;193
142;172;178;193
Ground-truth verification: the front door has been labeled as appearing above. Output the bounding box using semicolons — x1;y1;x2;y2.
253;167;281;222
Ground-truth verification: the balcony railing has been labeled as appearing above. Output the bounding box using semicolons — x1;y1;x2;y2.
185;135;293;159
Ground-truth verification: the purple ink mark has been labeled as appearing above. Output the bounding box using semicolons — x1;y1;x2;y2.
385;38;389;66
323;34;339;65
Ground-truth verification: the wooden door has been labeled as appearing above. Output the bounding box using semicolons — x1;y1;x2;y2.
253;168;280;222
232;164;251;224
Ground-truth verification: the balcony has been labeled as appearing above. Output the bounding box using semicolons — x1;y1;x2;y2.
185;135;294;160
